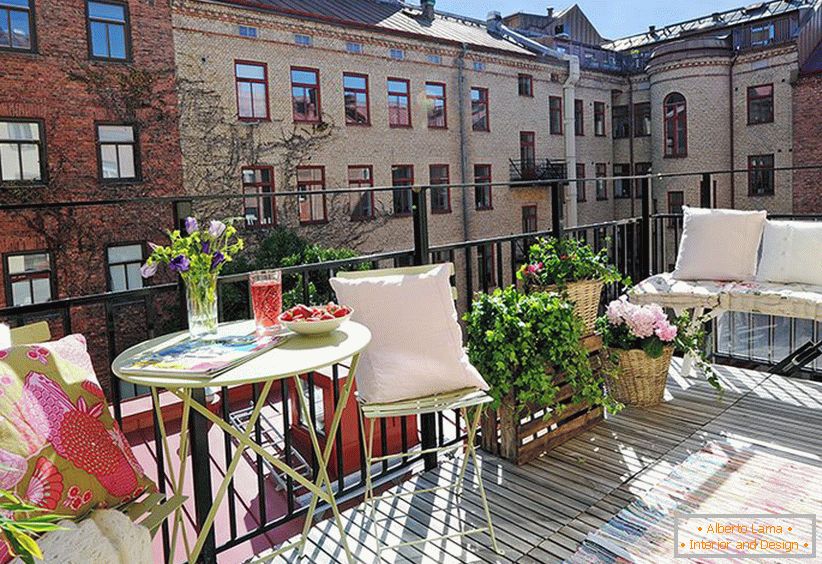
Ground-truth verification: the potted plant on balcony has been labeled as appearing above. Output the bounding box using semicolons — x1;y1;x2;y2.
465;286;619;464
141;217;244;338
518;237;624;335
596;298;720;406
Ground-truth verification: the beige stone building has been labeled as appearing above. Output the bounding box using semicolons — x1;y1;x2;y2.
171;0;821;273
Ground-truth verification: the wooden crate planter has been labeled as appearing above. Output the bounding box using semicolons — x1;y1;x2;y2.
480;335;606;465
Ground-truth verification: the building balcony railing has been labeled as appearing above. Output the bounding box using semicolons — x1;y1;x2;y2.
509;158;567;184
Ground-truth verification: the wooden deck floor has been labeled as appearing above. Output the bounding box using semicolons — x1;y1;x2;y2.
262;360;822;563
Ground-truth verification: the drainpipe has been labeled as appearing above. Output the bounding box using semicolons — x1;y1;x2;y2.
628;77;635;217
729;52;738;208
562;54;580;227
457;43;470;241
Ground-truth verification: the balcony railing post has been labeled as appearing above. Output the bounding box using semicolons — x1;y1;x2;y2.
551;181;563;238
189;388;217;563
700;172;713;208
411;186;438;471
640;174;652;278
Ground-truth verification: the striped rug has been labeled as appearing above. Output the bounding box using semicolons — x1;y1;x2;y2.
566;441;822;563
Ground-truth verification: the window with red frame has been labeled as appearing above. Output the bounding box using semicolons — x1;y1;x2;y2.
242;166;275;227
5;252;53;306
296;166;326;223
574;99;584;136
519;131;535;177
549;96;562;134
612;105;630;138
291;67;321;122
474;164;492;210
594;101;606;136
634;102;651;137
613;164;631;198
663;92;687;157
348;165;374;220
471;87;489;131
477;243;495;289
576;163;586;202
518;74;533;97
429;164;450;213
343;73;369;125
747;84;773;125
522;205;537;232
748;154;774;196
391;165;413;215
425;82;447;128
595;163;607;200
235;62;269;120
387;78;411;127
667;191;684;228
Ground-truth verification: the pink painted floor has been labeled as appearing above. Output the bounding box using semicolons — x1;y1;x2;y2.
126;389;307;563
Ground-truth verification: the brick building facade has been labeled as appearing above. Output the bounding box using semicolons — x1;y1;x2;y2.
0;0;183;395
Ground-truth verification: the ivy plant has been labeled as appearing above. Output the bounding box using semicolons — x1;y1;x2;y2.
464;286;620;415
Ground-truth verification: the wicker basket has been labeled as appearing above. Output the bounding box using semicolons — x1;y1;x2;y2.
534;279;604;336
605;346;674;407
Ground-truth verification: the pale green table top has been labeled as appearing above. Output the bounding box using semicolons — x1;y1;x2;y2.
111;320;371;389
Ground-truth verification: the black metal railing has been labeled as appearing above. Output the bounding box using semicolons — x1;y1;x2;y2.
509;158;567;183
2;163;822;562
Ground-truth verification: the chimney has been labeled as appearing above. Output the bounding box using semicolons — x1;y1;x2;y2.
712;12;722;22
547;7;554;18
648;25;656;34
421;0;435;21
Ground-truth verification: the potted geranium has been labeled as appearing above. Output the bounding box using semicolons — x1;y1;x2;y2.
141;217;244;338
596;298;719;406
518;237;624;335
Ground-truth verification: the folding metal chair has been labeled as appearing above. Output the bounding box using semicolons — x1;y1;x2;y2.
335;265;502;556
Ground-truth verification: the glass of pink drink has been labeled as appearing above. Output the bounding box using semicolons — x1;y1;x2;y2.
250;270;283;334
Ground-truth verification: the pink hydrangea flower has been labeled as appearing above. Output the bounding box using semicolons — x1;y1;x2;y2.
605;297;628;325
626;306;657;339
655;323;678;342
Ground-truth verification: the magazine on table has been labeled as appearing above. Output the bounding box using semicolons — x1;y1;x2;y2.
120;327;290;379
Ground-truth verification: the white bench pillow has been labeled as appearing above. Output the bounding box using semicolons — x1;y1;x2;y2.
672;206;766;281
757;220;822;286
330;264;488;404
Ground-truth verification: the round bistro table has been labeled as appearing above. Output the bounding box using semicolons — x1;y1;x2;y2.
112;320;371;564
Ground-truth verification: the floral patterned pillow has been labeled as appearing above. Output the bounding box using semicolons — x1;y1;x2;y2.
0;335;155;519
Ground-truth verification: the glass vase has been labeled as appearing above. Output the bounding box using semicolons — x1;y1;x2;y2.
185;274;219;339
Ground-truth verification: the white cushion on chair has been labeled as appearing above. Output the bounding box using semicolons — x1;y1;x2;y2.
330;264;488;404
756;220;822;286
672;207;766;281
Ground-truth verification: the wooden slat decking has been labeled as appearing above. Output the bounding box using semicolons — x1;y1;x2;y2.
263;360;822;563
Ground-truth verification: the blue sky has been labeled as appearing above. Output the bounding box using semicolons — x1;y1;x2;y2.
436;1;747;39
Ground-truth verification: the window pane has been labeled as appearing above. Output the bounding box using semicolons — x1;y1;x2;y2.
90;21;108;57
387;79;408;94
98;125;133;142
31;277;51;303
100;145;118;178
89;2;125;21
9;9;30;49
291;69;317;85
0;121;38;141
251;83;267;117
0;12;9;48
108;244;142;263
23;253;49;271
236;63;265;80
116;145;134;178
0;144;21;181
106;23;126;58
344;75;366;90
11;280;31;305
19;143;39;180
110;265;127;291
6;255;25;274
126;263;142;289
237;82;252;117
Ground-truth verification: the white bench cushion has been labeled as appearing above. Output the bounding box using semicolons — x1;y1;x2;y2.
672;207;766;281
757;220;822;286
631;273;822;321
629;273;724;310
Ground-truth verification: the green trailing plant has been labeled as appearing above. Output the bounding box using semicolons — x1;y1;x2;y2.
517;236;625;289
464;286;620;415
0;490;65;564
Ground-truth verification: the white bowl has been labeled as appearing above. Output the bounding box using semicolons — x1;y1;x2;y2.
280;311;352;336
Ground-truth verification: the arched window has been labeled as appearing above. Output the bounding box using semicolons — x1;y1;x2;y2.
663;92;687;157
